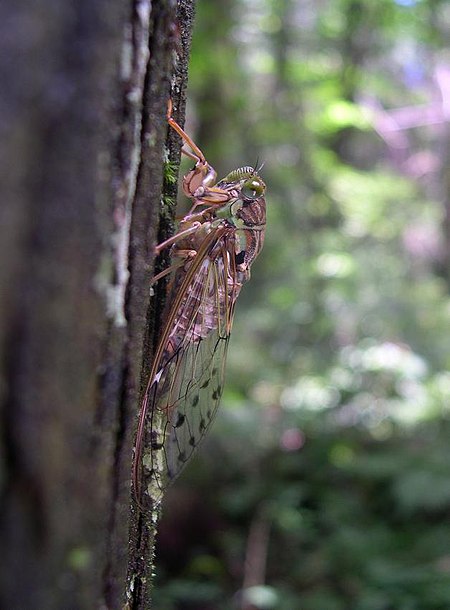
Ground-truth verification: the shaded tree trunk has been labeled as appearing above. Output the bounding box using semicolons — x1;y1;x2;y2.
0;1;195;608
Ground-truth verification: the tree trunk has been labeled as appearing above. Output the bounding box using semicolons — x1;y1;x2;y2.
0;1;195;609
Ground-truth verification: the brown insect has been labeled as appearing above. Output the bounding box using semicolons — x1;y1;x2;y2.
133;104;266;505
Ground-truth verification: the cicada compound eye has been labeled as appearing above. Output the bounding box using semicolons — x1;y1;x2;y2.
242;177;265;199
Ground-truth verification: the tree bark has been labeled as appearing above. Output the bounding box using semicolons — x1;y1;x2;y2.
0;1;195;609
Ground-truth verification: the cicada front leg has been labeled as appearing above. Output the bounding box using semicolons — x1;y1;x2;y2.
150;103;229;285
167;103;233;209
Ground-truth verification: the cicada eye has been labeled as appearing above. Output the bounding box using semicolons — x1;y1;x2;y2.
242;177;265;199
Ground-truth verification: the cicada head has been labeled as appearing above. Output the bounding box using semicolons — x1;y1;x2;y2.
216;167;266;223
220;166;266;199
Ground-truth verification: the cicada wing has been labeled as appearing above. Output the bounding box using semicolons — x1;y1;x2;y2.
135;229;241;505
157;327;230;482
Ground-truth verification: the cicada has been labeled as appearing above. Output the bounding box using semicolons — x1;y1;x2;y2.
133;106;266;506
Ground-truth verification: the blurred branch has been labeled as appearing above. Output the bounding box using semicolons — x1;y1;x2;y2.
241;506;272;610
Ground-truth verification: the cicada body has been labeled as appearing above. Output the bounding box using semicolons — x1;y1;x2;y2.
133;109;266;506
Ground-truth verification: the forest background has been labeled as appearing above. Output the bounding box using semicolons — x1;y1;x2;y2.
154;1;450;609
1;0;450;608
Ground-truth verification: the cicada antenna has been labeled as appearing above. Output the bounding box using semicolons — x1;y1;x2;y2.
252;156;265;174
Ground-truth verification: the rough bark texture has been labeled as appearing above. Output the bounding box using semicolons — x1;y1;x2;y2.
0;1;195;608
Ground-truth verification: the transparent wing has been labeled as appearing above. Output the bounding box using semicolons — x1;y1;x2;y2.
135;228;241;504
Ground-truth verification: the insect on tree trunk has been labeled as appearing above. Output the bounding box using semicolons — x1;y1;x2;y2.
0;1;196;609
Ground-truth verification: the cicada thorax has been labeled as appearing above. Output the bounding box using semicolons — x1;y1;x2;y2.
215;168;267;281
168;163;266;317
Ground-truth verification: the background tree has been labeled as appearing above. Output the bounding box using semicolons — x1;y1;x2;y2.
0;1;195;608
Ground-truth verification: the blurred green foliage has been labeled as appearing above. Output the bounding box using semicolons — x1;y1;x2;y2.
155;0;450;608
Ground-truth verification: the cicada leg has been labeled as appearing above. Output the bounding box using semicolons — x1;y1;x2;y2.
154;221;202;255
152;216;213;284
150;249;197;285
167;101;233;206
